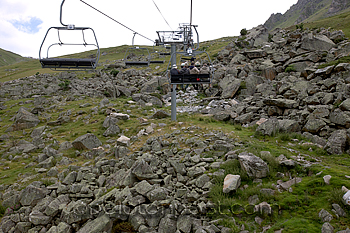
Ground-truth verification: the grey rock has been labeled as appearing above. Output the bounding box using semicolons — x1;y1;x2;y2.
340;99;350;111
324;130;348;155
303;119;326;134
132;159;158;180
20;185;48;207
14;222;32;233
7;107;40;132
264;98;298;109
323;175;332;185
219;77;241;99
77;214;112;233
62;171;77;185
45;195;70;217
1;219;16;233
151;110;170;119
279;178;302;190
158;217;177;233
60;200;92;224
322;222;334;233
330;109;350;127
29;210;52;225
72;133;102;150
146;188;168;202
177;215;192;233
107;205;130;221
38;157;55;169
58;141;73;151
103;124;120;137
103;116;119;129
278;119;300;133
256;117;279;136
196;174;210;188
47;222;72;233
223;174;241;193
169;160;187;176
319;209;333;222
238;152;269;178
301;33;335;52
129;206;146;231
332;203;346;217
134;180;154;196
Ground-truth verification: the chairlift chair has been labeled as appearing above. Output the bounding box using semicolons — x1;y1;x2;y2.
124;33;150;67
149;44;169;64
39;0;100;71
167;50;213;85
161;24;213;85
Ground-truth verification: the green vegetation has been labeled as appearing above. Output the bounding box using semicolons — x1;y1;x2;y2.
58;80;71;91
295;23;304;31
285;65;296;73
318;55;350;69
240;28;248;36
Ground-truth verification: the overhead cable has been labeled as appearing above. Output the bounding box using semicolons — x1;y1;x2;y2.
152;0;173;30
79;0;154;43
190;0;193;26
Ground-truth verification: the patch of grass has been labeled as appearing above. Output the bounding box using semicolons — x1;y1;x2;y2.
285;65;296;73
0;204;6;218
318;55;350;69
112;221;135;233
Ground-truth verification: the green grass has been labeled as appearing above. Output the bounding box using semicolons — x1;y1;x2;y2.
0;48;31;67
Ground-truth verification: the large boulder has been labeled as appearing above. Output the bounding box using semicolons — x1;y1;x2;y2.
60;200;92;224
256;118;279;136
238;152;269;178
223;174;241;193
301;33;335;51
77;214;113;233
263;99;298;109
20;185;48;207
278;119;300;132
72;133;102;150
324;130;348;155
219;76;241;99
6;107;40;132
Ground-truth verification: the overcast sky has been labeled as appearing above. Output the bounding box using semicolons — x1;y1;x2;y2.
0;0;298;58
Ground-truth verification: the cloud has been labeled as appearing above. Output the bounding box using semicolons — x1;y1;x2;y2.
11;17;43;34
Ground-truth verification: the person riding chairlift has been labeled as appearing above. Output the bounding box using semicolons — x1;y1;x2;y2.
170;64;180;75
179;62;190;75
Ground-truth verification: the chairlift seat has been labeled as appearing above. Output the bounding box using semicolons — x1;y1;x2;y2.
170;74;211;84
40;57;97;69
125;61;150;66
150;60;165;64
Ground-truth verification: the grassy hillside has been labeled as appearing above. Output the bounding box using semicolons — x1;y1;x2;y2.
0;38;231;82
301;10;350;38
0;48;31;67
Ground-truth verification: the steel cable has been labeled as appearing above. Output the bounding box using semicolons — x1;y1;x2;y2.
152;0;173;30
79;0;154;43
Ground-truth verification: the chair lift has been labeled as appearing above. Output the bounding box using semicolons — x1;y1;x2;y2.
162;24;214;85
124;33;150;67
39;0;100;71
149;43;168;64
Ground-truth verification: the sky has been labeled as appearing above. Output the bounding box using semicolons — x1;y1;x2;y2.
0;0;298;58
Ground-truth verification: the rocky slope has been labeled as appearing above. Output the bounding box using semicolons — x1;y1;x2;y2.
1;25;350;232
264;0;350;30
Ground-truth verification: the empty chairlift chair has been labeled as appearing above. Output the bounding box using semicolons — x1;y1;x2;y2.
39;0;100;70
124;33;150;67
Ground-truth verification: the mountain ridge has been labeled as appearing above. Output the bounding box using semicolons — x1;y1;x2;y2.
264;0;350;30
0;48;32;67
